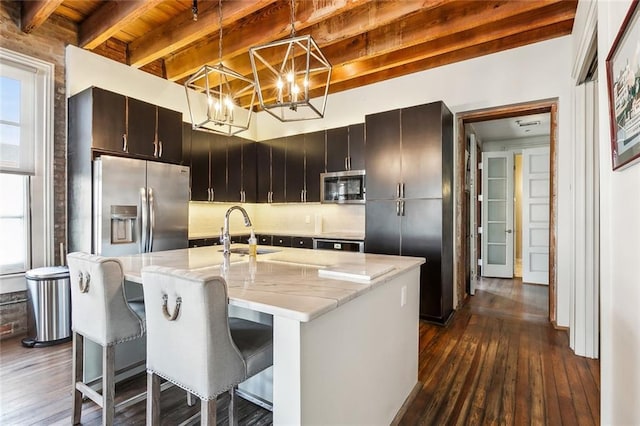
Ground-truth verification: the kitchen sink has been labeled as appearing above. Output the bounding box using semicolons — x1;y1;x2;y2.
218;248;280;255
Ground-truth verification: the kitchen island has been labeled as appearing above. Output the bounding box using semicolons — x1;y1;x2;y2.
118;244;424;425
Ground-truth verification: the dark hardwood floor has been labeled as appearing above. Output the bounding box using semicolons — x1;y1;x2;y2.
0;277;599;425
399;277;600;425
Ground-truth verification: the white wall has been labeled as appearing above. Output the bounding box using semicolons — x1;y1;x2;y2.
592;0;640;423
66;36;575;326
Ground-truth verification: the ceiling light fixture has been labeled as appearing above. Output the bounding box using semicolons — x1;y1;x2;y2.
184;0;256;136
248;0;332;122
516;119;541;127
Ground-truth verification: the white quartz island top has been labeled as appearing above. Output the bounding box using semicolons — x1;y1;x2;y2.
118;244;424;322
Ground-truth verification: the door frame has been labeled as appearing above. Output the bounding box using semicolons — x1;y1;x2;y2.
455;99;558;325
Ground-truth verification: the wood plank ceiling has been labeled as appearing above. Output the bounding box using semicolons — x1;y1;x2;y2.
21;0;578;105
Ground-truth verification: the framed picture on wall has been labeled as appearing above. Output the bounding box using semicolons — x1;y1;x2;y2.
606;0;640;170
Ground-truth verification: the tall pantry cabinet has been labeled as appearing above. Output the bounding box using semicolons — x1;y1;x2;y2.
364;101;454;323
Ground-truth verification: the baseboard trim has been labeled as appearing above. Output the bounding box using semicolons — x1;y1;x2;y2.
390;381;422;425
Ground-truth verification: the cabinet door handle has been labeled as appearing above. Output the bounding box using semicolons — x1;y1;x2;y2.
301;190;304;202
159;141;163;158
153;140;158;157
122;134;128;152
401;200;405;216
211;188;215;202
396;183;401;199
401;183;405;198
345;157;348;171
396;200;400;216
348;157;352;170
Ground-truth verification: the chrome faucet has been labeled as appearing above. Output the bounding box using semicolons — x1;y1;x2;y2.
221;206;252;255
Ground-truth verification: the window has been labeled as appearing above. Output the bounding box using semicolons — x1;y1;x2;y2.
0;48;53;289
0;174;29;274
0;64;36;175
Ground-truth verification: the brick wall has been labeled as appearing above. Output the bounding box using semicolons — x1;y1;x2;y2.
0;292;28;339
0;2;77;340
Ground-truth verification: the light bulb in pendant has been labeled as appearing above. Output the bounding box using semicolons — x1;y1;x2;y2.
276;78;284;103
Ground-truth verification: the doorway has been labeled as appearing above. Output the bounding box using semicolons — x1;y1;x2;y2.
455;99;559;325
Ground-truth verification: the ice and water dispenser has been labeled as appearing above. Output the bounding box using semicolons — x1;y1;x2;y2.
110;205;137;244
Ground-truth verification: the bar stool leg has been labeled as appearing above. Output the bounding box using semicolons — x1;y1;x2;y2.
186;391;196;407
228;386;238;426
102;345;115;426
201;398;217;426
72;332;83;425
147;372;160;426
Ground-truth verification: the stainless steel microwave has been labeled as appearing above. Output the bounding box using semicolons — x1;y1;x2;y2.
320;170;366;204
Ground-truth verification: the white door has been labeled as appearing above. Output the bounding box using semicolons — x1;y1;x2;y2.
522;147;550;284
469;134;478;295
481;151;514;278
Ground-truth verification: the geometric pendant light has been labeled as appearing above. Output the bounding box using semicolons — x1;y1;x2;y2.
184;0;256;135
249;0;331;122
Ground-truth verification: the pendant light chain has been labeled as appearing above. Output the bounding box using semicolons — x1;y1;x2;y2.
290;0;296;37
218;0;223;64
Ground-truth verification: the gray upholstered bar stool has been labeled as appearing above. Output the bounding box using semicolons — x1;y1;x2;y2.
67;252;146;426
141;265;273;426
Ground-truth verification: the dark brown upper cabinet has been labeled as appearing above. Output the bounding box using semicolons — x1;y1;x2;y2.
326;123;365;172
69;87;127;154
68;87;182;164
304;130;326;202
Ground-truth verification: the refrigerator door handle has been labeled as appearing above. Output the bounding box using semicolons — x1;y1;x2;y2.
140;187;148;253
148;187;155;252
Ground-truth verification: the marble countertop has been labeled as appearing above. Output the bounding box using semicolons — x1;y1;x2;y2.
188;230;365;241
117;244;423;322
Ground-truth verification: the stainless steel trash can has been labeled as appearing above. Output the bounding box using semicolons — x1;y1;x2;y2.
22;266;71;348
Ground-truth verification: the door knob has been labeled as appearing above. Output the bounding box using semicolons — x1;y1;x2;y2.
506;229;513;233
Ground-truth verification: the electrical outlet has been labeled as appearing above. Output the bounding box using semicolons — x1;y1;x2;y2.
305;215;311;224
400;285;407;307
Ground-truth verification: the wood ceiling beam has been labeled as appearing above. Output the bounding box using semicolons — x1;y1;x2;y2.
79;0;164;50
164;0;370;81
327;2;578;81
204;0;570;94
236;1;576;106
128;0;278;68
172;0;456;84
21;0;64;33
322;21;575;98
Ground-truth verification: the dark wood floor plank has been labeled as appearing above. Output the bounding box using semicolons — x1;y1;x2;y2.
564;348;596;426
577;358;601;422
0;277;599;425
514;319;532;425
499;320;520;426
541;326;563;425
465;316;503;425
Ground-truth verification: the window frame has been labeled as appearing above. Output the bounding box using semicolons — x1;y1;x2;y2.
0;48;54;293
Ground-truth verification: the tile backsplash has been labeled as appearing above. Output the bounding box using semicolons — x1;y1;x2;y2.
189;202;364;238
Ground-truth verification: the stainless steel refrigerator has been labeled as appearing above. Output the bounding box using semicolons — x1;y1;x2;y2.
82;155;189;385
93;155;189;256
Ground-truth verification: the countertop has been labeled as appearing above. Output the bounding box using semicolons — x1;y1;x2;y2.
117;244;423;322
188;230;365;241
